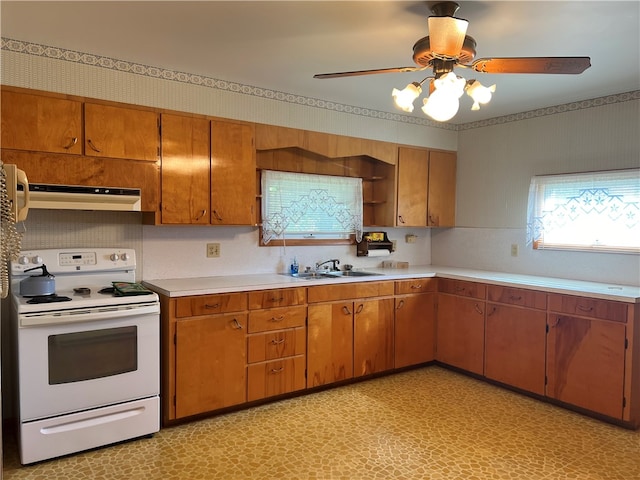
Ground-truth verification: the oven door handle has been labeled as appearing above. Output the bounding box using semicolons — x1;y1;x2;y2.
19;303;160;327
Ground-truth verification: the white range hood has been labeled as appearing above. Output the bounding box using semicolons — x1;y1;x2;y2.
19;184;141;212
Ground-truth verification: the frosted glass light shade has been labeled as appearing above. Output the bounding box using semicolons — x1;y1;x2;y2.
466;80;496;110
392;82;422;112
427;16;469;58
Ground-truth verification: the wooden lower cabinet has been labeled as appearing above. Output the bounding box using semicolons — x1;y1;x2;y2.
485;304;546;395
175;313;247;418
307;281;395;387
353;298;395;377
307;301;354;387
394;279;437;368
436;281;486;375
546;294;628;419
246;288;307;402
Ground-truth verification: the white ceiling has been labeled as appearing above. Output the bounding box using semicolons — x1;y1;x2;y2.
2;1;639;125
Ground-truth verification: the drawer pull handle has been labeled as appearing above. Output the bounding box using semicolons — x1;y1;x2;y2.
396;299;405;310
577;305;593;312
87;139;101;152
355;303;364;314
509;295;522;301
474;304;483;315
398;215;405;224
410;284;422;290
270;297;284;303
270;367;284;374
271;338;285;345
63;137;78;149
231;318;243;330
212;210;223;221
195;209;207;220
270;315;285;322
342;306;351;315
204;303;220;309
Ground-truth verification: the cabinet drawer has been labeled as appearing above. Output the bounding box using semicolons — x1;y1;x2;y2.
548;294;628;323
487;285;547;310
308;281;394;303
248;288;306;309
175;293;248;318
395;278;437;295
438;278;486;299
247;328;306;363
247;305;306;333
247;356;306;402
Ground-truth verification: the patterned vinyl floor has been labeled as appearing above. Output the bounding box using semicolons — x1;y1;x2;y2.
2;366;639;480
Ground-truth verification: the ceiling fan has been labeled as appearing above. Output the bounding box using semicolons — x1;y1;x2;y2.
313;1;591;121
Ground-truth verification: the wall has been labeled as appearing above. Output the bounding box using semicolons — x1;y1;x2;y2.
2;39;638;285
431;98;640;286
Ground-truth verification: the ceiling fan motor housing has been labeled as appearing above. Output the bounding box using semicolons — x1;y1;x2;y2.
412;35;477;66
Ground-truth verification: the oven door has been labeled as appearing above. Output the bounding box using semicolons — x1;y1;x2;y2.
17;305;159;421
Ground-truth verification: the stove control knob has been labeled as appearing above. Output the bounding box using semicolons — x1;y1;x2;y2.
110;253;120;261
32;256;43;265
120;252;130;262
18;256;30;265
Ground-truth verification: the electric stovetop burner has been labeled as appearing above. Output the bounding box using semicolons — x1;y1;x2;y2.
26;294;72;304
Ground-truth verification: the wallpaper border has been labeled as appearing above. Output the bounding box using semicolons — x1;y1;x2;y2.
2;37;638;132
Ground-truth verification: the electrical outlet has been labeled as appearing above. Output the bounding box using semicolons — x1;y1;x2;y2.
510;244;519;257
206;243;221;258
391;240;397;251
405;234;417;244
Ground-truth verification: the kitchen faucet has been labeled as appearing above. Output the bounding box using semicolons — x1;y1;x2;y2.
315;259;340;271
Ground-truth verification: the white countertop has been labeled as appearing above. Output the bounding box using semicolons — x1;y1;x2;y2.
143;265;640;303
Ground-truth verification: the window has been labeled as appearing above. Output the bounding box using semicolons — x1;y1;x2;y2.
526;169;640;253
261;170;363;245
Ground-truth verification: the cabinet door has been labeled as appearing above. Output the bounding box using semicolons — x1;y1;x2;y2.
546;315;626;419
175;314;246;418
1;90;82;154
84;103;159;161
395;293;436;368
160;114;211;224
354;298;395;377
436;294;485;375
427;150;456;226
307;302;354;387
210;120;256;225
396;147;428;226
485;304;546;394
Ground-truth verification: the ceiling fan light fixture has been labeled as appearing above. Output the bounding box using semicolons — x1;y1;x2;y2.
421;73;465;122
465;80;496;110
392;81;422;112
427;16;469;58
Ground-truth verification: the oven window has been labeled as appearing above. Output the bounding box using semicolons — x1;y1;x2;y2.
48;326;138;384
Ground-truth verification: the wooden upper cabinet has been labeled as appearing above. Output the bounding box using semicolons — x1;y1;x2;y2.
397;147;428;226
1;90;83;154
84;103;159;161
160;114;211;224
254;123;397;165
254;123;305;150
210;120;256;225
427;150;456;227
396;147;456;227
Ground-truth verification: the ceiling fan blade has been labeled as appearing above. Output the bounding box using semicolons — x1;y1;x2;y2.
469;57;591;74
427;16;468;58
313;66;426;79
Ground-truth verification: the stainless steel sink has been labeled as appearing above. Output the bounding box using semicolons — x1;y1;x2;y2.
326;270;382;278
285;270;382;280
288;272;334;280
